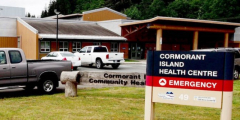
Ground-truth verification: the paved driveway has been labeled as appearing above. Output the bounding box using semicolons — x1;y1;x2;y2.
76;62;146;73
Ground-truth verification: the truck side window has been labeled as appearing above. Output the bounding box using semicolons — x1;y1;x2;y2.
87;47;92;53
9;51;22;64
79;47;87;53
0;51;6;64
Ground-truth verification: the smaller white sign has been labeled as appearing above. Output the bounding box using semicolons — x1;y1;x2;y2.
152;87;222;108
158;91;174;100
194;96;216;103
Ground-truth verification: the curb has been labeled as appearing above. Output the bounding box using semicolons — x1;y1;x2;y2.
122;62;146;64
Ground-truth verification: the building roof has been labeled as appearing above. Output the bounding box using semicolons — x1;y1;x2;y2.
83;7;127;17
38;34;126;40
120;16;240;27
22;18;126;41
52;13;83;19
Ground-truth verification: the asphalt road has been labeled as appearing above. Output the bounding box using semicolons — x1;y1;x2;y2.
75;62;147;73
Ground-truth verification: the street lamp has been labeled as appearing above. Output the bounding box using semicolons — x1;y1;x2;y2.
54;9;60;51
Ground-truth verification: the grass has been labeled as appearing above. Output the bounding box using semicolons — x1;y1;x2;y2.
124;59;139;62
0;80;239;120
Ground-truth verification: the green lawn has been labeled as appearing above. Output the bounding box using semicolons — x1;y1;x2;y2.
124;59;139;62
0;80;239;120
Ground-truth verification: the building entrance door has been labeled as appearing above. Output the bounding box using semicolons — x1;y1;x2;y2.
131;43;143;59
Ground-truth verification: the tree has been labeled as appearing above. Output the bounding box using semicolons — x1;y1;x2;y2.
105;0;135;12
55;0;77;15
48;0;57;16
41;3;50;18
124;5;142;20
26;12;31;17
124;0;169;19
74;0;104;13
165;0;191;18
201;0;240;22
39;0;240;23
148;0;167;18
41;9;48;18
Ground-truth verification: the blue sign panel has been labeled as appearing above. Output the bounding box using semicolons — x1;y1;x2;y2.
147;51;234;80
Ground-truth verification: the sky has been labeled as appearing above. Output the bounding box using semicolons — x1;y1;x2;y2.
0;0;51;17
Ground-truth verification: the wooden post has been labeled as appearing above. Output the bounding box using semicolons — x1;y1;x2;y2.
224;33;229;48
144;86;155;120
156;29;162;50
193;31;199;50
220;91;233;120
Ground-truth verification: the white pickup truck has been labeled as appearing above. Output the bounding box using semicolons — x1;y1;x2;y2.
74;46;124;69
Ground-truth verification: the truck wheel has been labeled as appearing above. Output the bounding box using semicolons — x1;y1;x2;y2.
38;79;56;94
96;59;103;69
112;64;120;69
234;69;239;80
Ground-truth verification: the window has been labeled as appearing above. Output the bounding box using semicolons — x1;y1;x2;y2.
59;42;68;51
46;52;58;57
79;47;87;53
46;52;53;57
40;41;50;52
111;42;118;52
93;42;101;45
9;51;22;64
0;51;6;64
52;52;58;57
72;42;81;52
93;47;107;52
87;47;92;53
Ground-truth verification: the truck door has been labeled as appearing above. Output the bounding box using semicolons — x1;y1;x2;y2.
0;51;10;85
8;50;27;84
85;47;92;64
78;46;87;65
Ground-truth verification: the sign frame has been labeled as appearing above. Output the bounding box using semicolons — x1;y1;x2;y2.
145;51;234;120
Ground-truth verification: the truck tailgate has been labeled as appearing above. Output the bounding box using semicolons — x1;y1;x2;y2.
109;53;124;60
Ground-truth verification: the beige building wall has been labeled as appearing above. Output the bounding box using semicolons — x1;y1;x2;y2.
83;10;127;21
17;21;39;60
39;53;47;59
0;37;17;48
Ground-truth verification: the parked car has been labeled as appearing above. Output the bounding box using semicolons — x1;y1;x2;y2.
74;45;124;69
41;51;81;70
192;47;240;80
0;48;72;93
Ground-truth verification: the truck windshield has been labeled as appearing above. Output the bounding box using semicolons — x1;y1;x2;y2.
93;47;107;52
60;53;75;57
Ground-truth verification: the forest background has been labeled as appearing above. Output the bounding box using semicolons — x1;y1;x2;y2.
38;0;240;23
